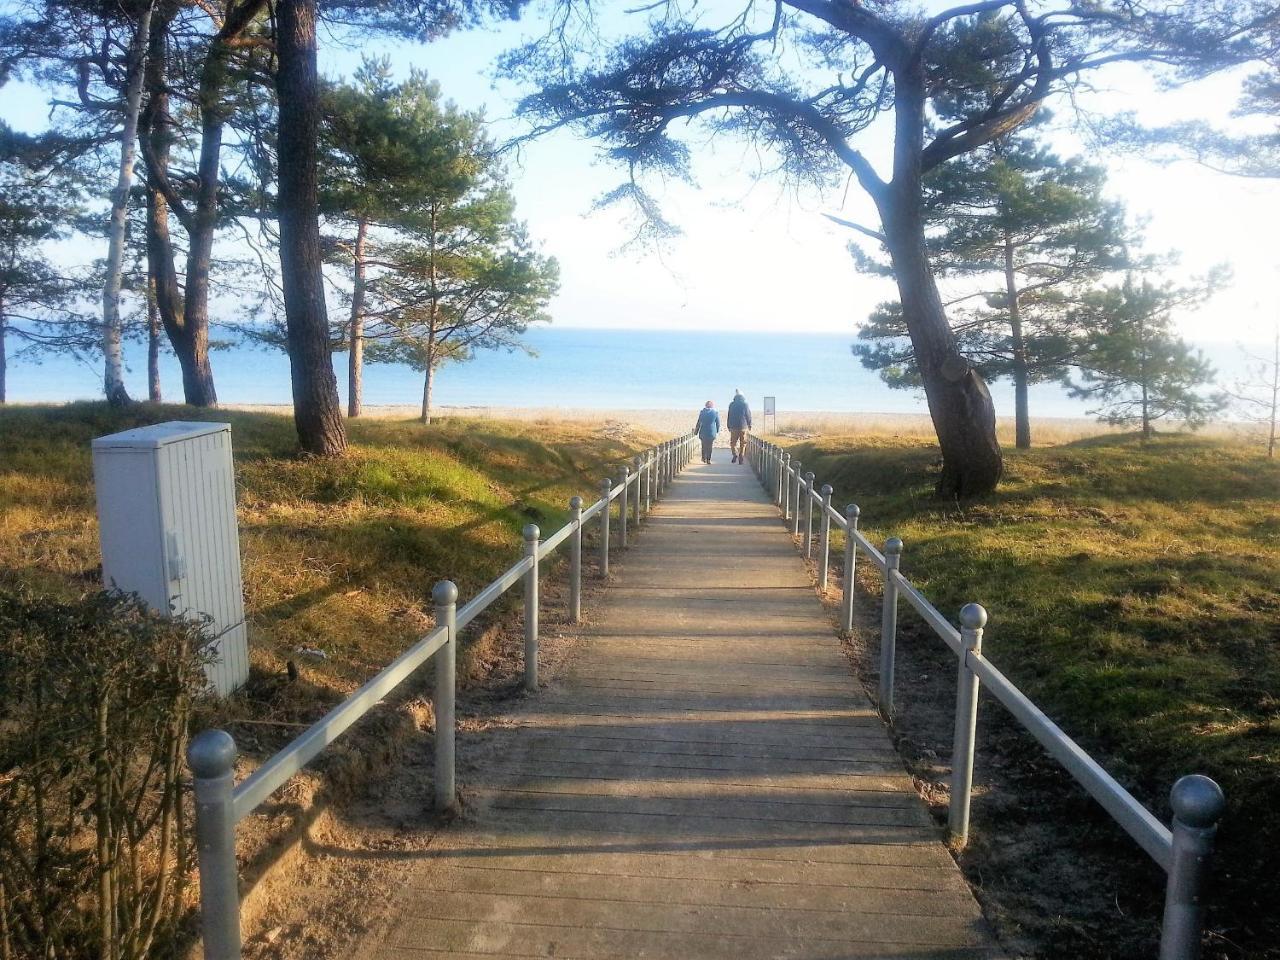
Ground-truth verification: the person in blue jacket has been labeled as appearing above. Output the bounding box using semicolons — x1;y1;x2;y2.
693;400;720;464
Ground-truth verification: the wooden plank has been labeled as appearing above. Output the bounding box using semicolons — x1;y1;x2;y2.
354;460;1000;960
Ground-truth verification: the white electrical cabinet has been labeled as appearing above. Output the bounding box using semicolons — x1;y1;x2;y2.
92;422;248;695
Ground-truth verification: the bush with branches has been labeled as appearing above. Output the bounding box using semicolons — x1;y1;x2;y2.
0;589;212;960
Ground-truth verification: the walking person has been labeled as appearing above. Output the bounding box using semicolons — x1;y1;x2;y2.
727;389;752;464
693;400;720;464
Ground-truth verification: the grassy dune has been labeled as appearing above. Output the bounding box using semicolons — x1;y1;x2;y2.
782;431;1278;956
0;403;654;696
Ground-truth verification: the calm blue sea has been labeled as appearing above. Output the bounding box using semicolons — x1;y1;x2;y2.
3;326;1250;419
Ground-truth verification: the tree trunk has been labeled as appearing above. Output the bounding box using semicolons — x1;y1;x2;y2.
147;277;161;402
141;8;218;406
0;312;6;405
102;1;156;407
1137;309;1151;439
881;71;1002;497
347;217;368;418
420;362;435;424
1004;235;1031;449
1267;325;1278;460
276;0;346;456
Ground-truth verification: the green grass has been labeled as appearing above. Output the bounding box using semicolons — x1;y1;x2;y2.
0;403;654;694
785;431;1279;953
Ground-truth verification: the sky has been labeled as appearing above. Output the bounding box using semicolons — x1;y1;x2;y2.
1;2;1277;345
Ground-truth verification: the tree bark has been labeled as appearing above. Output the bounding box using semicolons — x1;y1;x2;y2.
102;1;156;407
421;362;435;424
0;311;7;405
141;7;218;406
347;217;368;418
1268;327;1278;460
879;71;1002;497
276;0;346;456
1004;234;1031;449
147;277;161;402
1137;306;1151;439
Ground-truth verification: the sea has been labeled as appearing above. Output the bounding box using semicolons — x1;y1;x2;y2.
3;326;1254;419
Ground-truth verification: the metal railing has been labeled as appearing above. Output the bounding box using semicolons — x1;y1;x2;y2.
187;433;698;960
748;436;1224;960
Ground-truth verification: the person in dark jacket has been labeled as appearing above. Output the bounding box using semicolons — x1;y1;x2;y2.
693;400;720;463
726;389;752;464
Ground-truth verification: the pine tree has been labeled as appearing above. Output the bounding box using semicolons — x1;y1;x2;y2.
320;61;465;418
1067;273;1228;438
356;102;557;423
854;131;1128;448
0;128;87;404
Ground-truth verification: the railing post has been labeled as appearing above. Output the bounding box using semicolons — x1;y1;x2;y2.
775;448;785;506
432;580;457;811
569;496;583;623
879;537;902;715
1159;775;1226;960
761;442;770;489
804;471;816;560
523;523;540;692
618;466;629;548
188;729;242;960
782;453;792;521
645;452;653;514
599;477;612;577
948;602;986;846
634;458;645;527
818;484;833;593
790;462;803;536
840;504;860;634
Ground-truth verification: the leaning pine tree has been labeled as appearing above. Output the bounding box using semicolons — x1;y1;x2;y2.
507;1;1264;495
853;129;1128;448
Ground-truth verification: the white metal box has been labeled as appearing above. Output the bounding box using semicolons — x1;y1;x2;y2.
92;422;248;695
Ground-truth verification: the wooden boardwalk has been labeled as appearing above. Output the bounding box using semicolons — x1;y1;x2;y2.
355;458;999;960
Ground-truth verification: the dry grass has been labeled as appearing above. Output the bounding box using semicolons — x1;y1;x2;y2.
0;403;657;701
782;430;1279;959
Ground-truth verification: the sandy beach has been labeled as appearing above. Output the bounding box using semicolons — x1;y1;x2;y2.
226;403;1198;445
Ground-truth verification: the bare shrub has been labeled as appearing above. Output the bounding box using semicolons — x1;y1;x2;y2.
0;589;212;960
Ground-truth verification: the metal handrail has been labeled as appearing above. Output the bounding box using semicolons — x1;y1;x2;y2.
889;570;962;654
231;623;450;821
747;435;1223;960
968;650;1173;868
457;555;534;631
188;431;698;960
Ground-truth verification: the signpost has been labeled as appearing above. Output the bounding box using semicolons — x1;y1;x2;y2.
763;396;776;433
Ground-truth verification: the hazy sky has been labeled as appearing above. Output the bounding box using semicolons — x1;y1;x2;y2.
3;4;1277;344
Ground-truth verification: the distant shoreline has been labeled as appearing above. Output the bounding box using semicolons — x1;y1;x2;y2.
9;400;1248;443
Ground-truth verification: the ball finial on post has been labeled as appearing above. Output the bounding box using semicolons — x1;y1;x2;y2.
885;536;904;557
523;522;540;543
1170;774;1225;829
432;579;458;608
959;602;987;631
846;503;860;520
569;495;582;511
188;729;237;779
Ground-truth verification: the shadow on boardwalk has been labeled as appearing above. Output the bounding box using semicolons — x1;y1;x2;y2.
349;460;1002;960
